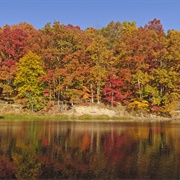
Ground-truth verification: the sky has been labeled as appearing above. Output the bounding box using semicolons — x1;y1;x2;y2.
0;0;180;33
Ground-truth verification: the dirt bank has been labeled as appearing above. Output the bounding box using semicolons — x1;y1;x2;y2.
1;102;180;121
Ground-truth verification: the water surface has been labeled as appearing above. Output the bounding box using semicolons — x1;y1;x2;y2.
0;120;179;179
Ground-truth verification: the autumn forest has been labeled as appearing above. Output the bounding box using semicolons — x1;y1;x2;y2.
0;18;180;116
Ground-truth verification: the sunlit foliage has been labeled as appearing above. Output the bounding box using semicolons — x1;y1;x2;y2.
0;18;179;116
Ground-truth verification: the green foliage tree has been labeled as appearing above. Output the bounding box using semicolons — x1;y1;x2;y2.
14;51;45;111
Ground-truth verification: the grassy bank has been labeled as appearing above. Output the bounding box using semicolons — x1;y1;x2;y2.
1;114;70;120
0;113;133;121
1;114;176;122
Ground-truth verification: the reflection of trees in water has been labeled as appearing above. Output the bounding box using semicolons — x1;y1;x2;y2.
0;121;179;179
136;124;179;179
36;123;140;179
12;139;42;179
0;155;15;179
34;123;133;179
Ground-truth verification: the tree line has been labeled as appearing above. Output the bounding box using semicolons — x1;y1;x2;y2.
0;18;180;116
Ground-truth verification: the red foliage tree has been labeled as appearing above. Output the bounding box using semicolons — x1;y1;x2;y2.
103;69;124;106
0;25;28;97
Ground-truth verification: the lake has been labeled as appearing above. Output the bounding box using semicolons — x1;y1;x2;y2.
0;120;179;179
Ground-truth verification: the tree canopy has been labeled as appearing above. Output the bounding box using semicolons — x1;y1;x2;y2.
0;18;180;116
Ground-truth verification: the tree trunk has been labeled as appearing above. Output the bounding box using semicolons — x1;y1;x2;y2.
97;82;100;104
90;83;94;103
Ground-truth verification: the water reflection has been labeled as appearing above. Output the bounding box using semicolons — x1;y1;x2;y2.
0;120;179;179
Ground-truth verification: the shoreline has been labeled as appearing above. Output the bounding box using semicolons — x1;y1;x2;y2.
1;113;180;123
1;103;180;123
